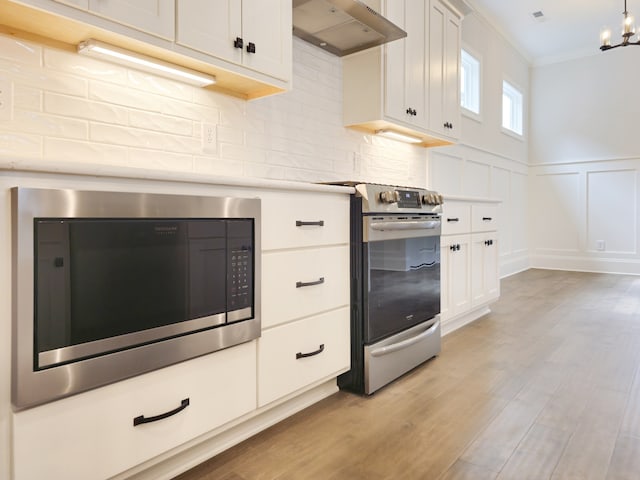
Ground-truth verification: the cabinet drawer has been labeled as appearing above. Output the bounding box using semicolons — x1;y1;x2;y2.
472;204;499;232
13;342;257;480
261;191;349;250
258;308;350;407
262;245;350;328
441;203;471;235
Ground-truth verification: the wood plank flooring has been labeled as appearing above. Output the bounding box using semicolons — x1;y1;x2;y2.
174;269;640;480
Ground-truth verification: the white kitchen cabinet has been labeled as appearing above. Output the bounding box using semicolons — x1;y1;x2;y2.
12;341;257;480
428;0;461;140
176;0;291;81
343;0;464;147
2;0;291;99
262;245;350;329
88;0;175;39
384;0;427;129
258;308;350;407
440;197;500;334
441;233;471;320
259;189;350;405
470;232;499;307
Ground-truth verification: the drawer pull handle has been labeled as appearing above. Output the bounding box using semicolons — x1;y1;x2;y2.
296;220;325;227
447;218;459;222
296;277;325;288
296;344;325;359
482;217;493;221
133;398;190;427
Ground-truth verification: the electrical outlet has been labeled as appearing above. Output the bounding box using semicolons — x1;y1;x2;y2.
0;77;13;121
201;122;217;155
596;240;605;251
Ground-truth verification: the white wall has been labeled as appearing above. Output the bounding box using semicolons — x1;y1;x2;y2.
429;12;530;277
530;50;640;273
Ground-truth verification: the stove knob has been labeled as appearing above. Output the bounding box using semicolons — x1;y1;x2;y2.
379;190;399;204
438;194;444;205
422;193;434;205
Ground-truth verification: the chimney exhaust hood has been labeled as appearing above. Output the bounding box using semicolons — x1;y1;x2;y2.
292;0;407;57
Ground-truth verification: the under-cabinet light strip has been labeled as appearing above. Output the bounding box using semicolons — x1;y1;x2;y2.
77;39;216;87
375;129;423;144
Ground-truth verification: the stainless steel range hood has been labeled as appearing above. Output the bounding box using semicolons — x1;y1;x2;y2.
292;0;407;57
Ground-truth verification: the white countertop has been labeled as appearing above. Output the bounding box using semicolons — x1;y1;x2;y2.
0;157;355;195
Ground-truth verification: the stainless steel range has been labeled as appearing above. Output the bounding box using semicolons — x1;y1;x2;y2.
335;183;443;394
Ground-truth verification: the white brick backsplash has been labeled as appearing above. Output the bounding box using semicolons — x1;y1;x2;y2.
44;48;127;85
44;92;128;125
127;70;193;102
194;155;243;177
128;148;194;171
14;85;42;111
0;35;42;67
0;58;88;97
216;126;243;145
0;32;428;186
89;80;163;112
11;109;88;139
128;110;193;136
91;123;200;154
44;138;128;165
0;132;41;157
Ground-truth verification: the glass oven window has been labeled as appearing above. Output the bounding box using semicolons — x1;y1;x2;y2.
365;236;440;343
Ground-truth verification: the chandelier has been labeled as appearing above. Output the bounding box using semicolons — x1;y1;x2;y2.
600;0;640;50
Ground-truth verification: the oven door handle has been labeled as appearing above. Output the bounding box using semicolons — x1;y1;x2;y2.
370;220;441;231
369;319;440;357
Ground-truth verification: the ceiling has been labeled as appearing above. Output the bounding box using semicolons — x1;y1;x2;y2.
466;0;632;65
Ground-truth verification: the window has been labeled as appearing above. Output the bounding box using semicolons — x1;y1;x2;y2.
460;49;480;115
502;80;523;136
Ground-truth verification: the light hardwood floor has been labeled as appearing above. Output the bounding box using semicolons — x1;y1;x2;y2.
175;269;640;480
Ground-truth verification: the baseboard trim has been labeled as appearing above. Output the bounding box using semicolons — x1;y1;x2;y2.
531;254;640;275
441;305;492;336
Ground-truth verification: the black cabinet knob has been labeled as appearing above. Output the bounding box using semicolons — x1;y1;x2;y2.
246;42;256;54
234;37;244;49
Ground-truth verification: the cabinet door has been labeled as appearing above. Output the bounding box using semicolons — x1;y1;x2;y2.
241;0;292;81
89;0;175;39
471;233;499;307
428;0;460;139
176;0;243;66
384;0;426;128
176;0;291;82
441;234;471;319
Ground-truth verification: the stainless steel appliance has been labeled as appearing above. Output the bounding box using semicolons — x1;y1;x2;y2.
12;187;260;409
335;183;442;394
292;0;407;57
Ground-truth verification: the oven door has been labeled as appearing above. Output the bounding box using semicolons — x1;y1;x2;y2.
363;214;441;344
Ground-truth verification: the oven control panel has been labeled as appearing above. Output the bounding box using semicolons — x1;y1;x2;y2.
356;183;443;214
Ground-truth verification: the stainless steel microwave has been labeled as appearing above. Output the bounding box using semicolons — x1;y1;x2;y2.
12;187;261;410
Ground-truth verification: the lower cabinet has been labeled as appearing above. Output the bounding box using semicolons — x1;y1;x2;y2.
258;307;350;407
440;198;500;333
12;341;257;480
471;232;499;307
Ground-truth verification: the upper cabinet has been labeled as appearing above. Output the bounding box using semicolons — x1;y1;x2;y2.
1;0;292;99
384;0;427;129
176;0;291;82
428;0;461;140
88;0;175;40
343;0;463;147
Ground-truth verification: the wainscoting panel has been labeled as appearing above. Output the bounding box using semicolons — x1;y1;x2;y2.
531;159;640;274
